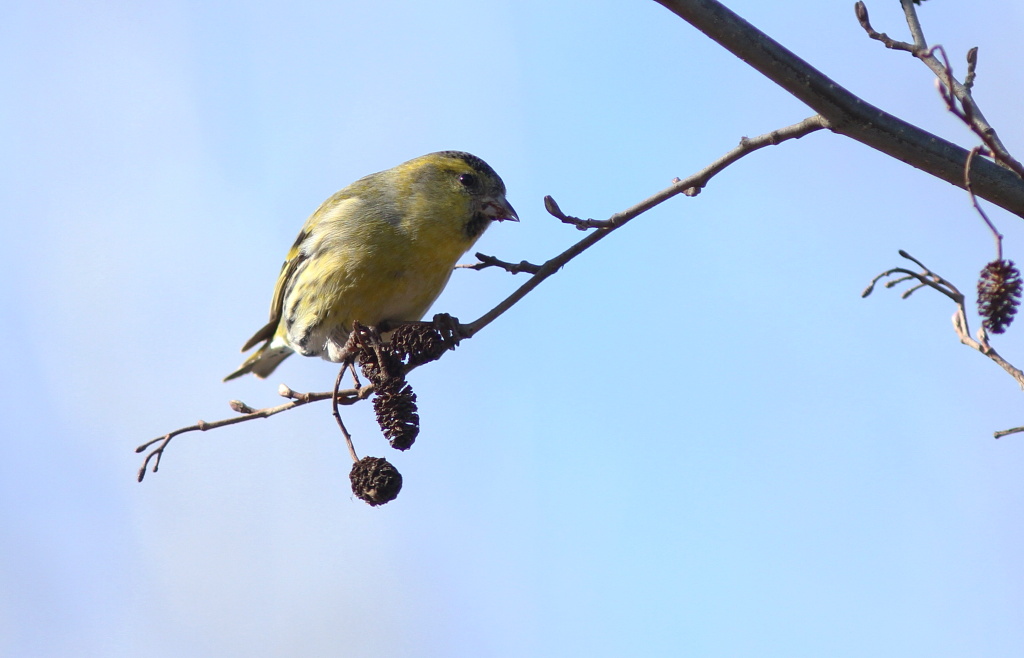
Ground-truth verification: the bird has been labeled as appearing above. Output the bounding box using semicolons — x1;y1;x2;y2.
224;151;517;381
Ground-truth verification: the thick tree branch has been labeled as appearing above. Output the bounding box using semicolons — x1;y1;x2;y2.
651;0;1024;218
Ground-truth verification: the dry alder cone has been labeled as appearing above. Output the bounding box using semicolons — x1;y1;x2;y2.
977;260;1022;334
372;379;419;451
353;325;419;451
387;316;463;368
352;317;463;452
349;456;403;506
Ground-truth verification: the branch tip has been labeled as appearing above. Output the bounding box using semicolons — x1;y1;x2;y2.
994;426;1024;439
854;2;870;29
965;46;978;90
543;195;564;219
463;252;542;275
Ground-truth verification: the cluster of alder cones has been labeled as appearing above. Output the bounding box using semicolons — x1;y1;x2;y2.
348;317;462;506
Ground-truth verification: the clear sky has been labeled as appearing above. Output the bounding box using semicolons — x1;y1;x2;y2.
3;1;1024;656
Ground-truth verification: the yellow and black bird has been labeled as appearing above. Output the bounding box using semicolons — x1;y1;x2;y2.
225;151;517;381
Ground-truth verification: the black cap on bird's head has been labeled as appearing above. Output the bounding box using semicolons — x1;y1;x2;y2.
438;151;502;187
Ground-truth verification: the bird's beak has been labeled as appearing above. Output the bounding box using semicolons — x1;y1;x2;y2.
483;195;519;222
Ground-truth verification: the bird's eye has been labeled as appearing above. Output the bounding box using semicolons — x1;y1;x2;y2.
458;173;478;190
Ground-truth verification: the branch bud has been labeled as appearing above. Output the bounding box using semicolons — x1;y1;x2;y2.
229;399;255;414
854;2;869;27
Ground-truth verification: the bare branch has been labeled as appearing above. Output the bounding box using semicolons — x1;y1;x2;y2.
650;0;1024;218
899;0;927;50
456;253;542;275
139;115;828;478
927;45;1024;181
857;1;1024;182
964;47;978;91
856;2;915;52
865;252;1024;398
689;116;828;193
462;115;829;338
333;364;360;463
994;426;1024;439
136;383;372;481
544;196;614;230
965;146;1005;260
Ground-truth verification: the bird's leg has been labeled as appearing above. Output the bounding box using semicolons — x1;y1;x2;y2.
365;325;392;380
348;360;362;389
340;330;364;387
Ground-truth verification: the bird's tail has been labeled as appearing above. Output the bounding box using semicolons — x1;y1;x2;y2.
223;342;293;382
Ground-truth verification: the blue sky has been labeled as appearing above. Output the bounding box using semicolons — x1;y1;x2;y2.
3;0;1024;656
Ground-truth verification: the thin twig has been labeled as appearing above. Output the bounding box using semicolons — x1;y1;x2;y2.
462;115;830;338
856;2;915;52
899;0;927;50
857;2;1024;182
332;364;360;463
136;383;372;481
965;146;1004;260
456;253;542;274
544;196;614;230
932;46;969;122
865;252;1024;395
931;44;1024;180
863;265;958;304
964;47;978;91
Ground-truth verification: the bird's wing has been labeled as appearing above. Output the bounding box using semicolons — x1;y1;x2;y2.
240;228;310;352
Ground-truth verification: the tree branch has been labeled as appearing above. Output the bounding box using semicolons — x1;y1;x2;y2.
137;115;827;479
455;253;542;275
864;251;1024;436
650;0;1024;218
860;0;1023;178
462;115;828;338
136;383;373;481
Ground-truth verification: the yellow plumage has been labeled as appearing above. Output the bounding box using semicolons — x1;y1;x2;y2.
224;151;517;381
